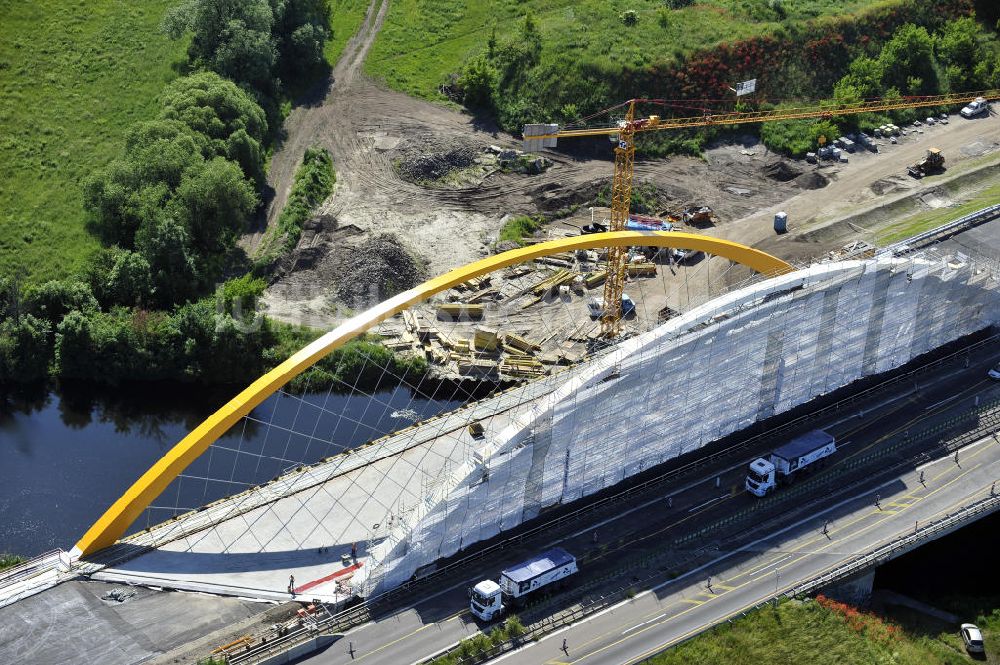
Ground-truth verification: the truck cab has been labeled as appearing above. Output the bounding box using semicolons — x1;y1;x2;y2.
745;457;776;497
469;579;503;621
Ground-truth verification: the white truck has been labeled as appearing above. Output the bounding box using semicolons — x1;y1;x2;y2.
469;548;578;621
745;429;836;497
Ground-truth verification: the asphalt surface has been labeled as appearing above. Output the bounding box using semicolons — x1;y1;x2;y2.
292;342;1000;665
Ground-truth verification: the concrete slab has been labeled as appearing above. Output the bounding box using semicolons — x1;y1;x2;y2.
0;580;265;665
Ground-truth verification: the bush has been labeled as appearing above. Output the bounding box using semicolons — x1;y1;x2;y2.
499;215;542;244
459;55;499;109
264;147;335;258
24;280;98;325
504;615;526;638
760;116;840;157
0;314;51;383
0;554;25;572
621;10;639;26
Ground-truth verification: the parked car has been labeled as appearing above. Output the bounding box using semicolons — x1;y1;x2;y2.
961;623;985;653
988;362;1000;381
961;97;989;119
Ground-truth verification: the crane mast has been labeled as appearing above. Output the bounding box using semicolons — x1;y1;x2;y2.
602;100;636;335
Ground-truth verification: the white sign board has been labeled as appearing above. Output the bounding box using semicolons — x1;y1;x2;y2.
735;78;757;96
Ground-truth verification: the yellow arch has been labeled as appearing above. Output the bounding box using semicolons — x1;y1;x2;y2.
73;231;792;557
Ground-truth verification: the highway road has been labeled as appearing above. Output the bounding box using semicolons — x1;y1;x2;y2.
292;341;1000;665
497;431;1000;665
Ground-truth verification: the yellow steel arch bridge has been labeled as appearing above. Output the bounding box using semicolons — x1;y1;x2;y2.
72;231;792;558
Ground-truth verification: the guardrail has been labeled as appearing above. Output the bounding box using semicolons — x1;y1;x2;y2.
887;203;1000;253
225;328;999;663
794;491;1000;597
0;550;64;590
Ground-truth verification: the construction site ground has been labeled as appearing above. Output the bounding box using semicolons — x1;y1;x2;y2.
250;0;1000;333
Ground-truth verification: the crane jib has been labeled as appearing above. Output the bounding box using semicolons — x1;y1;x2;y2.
522;90;1000;142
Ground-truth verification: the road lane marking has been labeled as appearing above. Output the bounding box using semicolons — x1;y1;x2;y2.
687;494;729;513
746;555;792;578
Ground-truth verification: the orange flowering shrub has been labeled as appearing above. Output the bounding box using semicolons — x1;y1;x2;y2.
815;594;903;644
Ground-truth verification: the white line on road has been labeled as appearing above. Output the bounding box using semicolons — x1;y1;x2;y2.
747;554;792;578
687;494;729;513
490;436;998;664
622;613;668;635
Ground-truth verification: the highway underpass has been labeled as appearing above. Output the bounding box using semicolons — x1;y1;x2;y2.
285;336;1000;665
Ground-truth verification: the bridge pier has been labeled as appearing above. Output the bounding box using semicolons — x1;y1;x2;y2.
823;570;875;607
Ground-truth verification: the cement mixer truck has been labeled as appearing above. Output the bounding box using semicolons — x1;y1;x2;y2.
745;430;837;497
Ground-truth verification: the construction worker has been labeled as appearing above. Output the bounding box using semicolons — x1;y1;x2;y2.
288;574;295;595
351;542;358;562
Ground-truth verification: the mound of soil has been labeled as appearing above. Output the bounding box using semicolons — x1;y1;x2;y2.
794;171;829;190
762;160;802;182
396;146;478;182
333;233;427;304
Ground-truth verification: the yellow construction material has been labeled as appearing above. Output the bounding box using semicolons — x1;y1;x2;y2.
437;303;485;319
473;326;499;352
502;333;541;353
626;262;657;277
584;271;607;288
72;231;791;557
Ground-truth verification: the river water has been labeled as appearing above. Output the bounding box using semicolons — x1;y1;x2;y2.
0;382;464;558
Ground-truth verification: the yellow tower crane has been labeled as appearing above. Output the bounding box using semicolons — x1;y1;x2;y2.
523;89;1000;336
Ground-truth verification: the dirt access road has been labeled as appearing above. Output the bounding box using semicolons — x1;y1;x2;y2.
254;0;1000;328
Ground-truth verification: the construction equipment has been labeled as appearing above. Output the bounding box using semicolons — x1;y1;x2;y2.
524;89;1000;336
907;147;945;178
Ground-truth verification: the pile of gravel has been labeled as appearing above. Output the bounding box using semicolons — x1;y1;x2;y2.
396;147;478;182
333;233;426;305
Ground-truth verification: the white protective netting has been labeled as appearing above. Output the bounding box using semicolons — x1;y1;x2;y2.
353;250;1000;595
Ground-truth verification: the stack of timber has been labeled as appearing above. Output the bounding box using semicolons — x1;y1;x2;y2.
501;333;541;354
455;275;492;291
626;262;657;277
584;270;607;288
437;303;485;320
473;326;499;352
458;358;498;378
500;357;546;378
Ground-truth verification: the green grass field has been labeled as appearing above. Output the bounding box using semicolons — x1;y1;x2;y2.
0;1;188;283
0;0;369;286
877;182;1000;245
364;0;900;102
326;0;373;66
646;597;998;665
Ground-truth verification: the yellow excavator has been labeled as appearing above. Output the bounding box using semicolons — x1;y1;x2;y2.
907;147;945;178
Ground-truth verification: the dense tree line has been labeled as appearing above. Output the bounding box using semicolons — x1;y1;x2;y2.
83;72;263;308
454;4;998;156
162;0;332;114
761;16;1000;156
